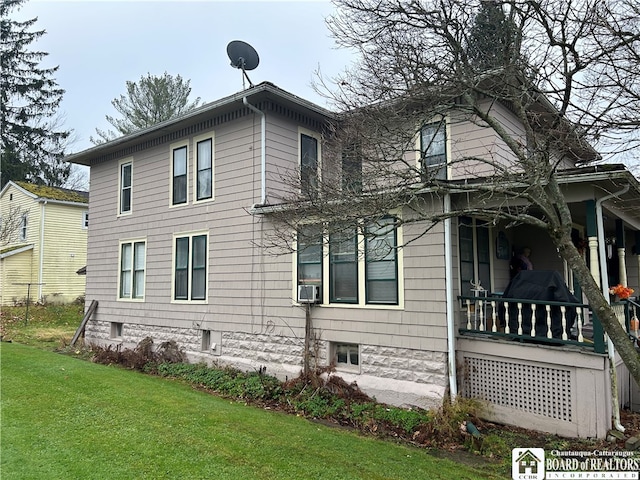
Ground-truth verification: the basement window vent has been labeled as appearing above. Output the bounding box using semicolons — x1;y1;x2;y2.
110;322;123;339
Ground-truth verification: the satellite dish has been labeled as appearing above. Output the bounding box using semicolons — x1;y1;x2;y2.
227;40;259;88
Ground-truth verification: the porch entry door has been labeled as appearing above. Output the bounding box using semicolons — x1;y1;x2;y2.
459;217;492;297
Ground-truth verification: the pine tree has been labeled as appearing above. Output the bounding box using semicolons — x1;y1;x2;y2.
0;0;70;188
466;0;519;73
92;72;202;144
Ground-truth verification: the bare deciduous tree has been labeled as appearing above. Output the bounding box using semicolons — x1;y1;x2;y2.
264;0;640;386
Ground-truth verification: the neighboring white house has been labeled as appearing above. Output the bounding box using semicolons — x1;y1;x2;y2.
1;181;89;305
67;82;640;438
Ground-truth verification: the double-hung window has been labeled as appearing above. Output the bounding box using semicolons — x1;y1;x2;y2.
300;131;319;195
458;217;491;297
174;233;208;302
365;218;398;304
195;135;213;202
20;214;27;241
342;142;362;193
119;160;132;214
329;225;359;303
420;121;447;180
172;143;188;206
297;225;323;299
119;240;146;300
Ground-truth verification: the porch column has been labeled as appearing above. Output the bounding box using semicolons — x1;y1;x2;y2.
586;200;600;287
617;219;627;287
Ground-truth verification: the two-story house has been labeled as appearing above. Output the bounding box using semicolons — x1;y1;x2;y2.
67;82;640;439
1;181;89;305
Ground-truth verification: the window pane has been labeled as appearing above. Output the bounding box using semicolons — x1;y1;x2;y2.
300;134;318;193
122;164;131;188
197;139;212;169
134;242;145;270
175;270;188;299
192;236;206;268
298;264;321;283
120;271;131;298
121;188;131;213
197;170;212;200
133;271;145;298
176;238;189;269
173;175;187;204
192;269;206;300
367;280;397;304
331;262;358;302
173;147;187;175
121;243;132;270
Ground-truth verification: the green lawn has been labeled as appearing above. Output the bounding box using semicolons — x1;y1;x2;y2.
1;343;504;479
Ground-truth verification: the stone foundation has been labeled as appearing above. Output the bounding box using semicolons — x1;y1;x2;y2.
85;320;448;409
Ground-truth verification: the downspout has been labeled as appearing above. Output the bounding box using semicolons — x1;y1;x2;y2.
243;97;266;206
596;184;630;433
444;194;458;399
38;200;47;301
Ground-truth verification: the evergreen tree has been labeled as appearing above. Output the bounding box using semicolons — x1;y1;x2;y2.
92;72;202;144
466;0;519;72
0;0;70;188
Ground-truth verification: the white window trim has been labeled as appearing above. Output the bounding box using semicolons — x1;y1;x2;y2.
117;238;147;302
415;116;450;178
169;140;190;208
117;158;133;217
298;127;322;194
82;210;89;230
292;215;404;310
171;230;209;304
193;131;215;204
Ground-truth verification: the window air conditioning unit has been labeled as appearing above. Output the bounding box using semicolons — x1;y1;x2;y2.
298;284;320;303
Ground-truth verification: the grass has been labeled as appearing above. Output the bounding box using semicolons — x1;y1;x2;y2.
0;343;506;479
0;304;81;349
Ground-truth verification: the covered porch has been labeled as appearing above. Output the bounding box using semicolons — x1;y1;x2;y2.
454;165;640;438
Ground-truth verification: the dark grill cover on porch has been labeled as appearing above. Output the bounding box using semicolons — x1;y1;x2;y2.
500;270;578;339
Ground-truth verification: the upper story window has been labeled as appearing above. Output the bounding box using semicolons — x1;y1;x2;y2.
82;211;89;229
173;232;208;302
420;120;447;180
458;217;492;297
195;133;214;202
119;240;146;300
300;130;320;195
342;142;362;193
20;214;27;240
119;160;132;215
171;143;188;206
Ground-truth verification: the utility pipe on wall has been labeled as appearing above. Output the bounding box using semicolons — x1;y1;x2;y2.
38;200;47;301
596;183;629;433
243;97;266;206
444;193;458;399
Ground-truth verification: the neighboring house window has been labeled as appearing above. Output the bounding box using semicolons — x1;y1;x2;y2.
172;143;188;206
297;225;323;302
458;217;491;297
365;218;398;304
333;343;360;370
119;240;146;300
20;214;27;240
329;225;359;304
300;131;319;195
82;211;89;229
119;160;132;214
342;142;362;193
195;134;213;202
420;120;447;179
173;232;208;302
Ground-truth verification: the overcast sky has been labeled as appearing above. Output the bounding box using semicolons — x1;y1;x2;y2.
15;0;354;153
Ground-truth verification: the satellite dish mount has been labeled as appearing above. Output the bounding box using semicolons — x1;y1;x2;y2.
227;40;260;89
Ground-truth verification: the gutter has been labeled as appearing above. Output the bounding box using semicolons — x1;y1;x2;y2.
444;193;457;398
596;183;630;433
243;97;267;206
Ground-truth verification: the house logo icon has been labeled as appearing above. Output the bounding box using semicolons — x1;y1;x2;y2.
512;448;545;480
